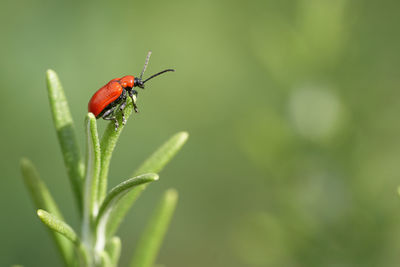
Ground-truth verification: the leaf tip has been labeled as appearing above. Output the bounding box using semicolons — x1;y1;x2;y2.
20;157;30;168
37;209;45;218
165;188;178;203
20;157;35;183
87;112;96;120
178;131;189;142
110;236;121;245
46;69;57;80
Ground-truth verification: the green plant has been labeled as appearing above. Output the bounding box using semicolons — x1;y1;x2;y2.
19;69;188;267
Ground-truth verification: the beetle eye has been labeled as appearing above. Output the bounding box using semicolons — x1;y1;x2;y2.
137;81;144;89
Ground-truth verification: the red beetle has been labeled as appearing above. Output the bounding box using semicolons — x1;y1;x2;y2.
88;51;174;130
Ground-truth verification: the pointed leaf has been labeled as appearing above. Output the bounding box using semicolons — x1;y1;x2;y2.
100;251;112;267
46;69;84;213
134;131;189;175
20;158;75;266
37;209;79;245
99;98;134;203
130;189;178;267
86;113;101;214
95;173;158;252
21;158;64;218
96;173;158;226
82;113;101;243
106;132;188;237
104;180;152;239
106;236;121;267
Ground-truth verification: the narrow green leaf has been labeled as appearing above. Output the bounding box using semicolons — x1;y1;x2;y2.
106;236;121;267
46;69;85;213
134;131;189;175
82;113;101;245
76;244;91;267
95;174;158;252
130;189;178;267
86;113;101;214
96;173;158;225
21;158;64;218
99;97;134;203
20;158;75;267
37;209;80;245
100;251;112;267
105;181;151;239
106;132;188;237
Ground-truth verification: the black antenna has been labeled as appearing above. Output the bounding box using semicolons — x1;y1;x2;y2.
140;51;152;80
143;69;175;84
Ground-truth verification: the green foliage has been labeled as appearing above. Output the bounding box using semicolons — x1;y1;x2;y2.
106;237;121;267
3;1;400;266
46;70;85;214
37;209;80;245
106;131;189;238
98;97;134;203
130;189;178;267
20;70;188;267
96;173;159;229
20;158;75;266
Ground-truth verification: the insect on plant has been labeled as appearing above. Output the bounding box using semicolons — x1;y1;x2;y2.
88;51;175;130
19;53;187;267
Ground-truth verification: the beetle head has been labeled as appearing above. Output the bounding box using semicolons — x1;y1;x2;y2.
134;77;145;89
135;51;175;89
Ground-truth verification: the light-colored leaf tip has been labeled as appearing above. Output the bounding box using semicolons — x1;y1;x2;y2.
165;188;178;202
37;209;79;245
179;131;189;141
46;69;56;76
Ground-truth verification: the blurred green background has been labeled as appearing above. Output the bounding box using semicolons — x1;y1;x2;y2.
1;0;400;266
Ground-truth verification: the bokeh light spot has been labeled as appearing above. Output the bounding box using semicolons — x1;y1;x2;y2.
289;85;343;141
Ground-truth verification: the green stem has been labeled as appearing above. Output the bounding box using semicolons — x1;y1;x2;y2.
98;98;134;203
82;114;102;266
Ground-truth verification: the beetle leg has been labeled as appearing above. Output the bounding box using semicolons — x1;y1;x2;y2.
101;105;118;118
103;115;119;131
129;90;139;113
102;106;119;131
119;99;127;125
